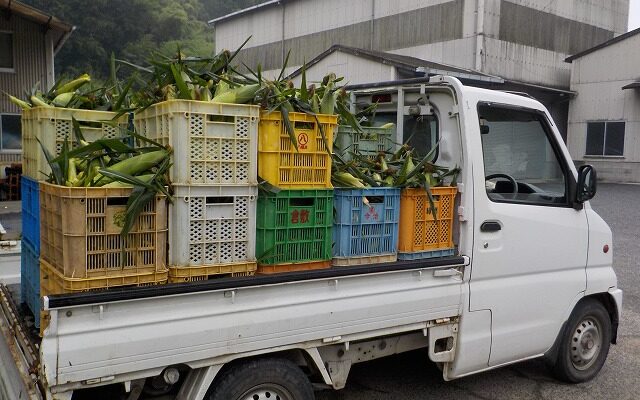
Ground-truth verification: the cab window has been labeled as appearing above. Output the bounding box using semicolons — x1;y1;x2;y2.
478;103;567;206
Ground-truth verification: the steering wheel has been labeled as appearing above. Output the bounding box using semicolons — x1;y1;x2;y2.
486;173;518;194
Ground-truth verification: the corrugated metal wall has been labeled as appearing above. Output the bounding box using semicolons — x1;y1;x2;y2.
225;0;464;71
0;13;48;115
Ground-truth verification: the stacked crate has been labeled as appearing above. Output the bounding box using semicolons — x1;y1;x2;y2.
19;107;129;329
256;111;337;274
134;101;260;282
397;187;457;260
331;125;402;265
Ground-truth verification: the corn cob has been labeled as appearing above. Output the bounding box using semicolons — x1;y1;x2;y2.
94;150;168;186
30;94;52;108
56;74;91;94
212;84;260;104
5;93;31;110
52;92;74;107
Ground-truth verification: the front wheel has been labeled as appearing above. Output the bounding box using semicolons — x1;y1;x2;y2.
209;358;314;400
550;299;612;383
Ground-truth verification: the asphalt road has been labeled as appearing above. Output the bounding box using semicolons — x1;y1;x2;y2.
316;183;640;400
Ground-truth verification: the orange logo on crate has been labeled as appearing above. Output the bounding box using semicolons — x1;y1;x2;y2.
297;133;309;150
291;209;310;224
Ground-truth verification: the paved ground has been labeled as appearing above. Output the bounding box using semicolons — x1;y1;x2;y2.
317;183;640;400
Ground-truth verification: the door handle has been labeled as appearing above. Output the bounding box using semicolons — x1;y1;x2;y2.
481;220;502;232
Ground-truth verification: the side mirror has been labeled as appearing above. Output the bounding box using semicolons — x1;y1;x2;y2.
576;165;597;203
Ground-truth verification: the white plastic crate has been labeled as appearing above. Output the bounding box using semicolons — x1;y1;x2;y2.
21;108;127;179
134;101;259;185
169;185;258;267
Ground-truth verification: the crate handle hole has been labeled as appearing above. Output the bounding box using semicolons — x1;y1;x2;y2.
106;197;129;206
290;198;314;207
207;115;234;123
365;196;384;204
206;196;234;204
294;121;315;130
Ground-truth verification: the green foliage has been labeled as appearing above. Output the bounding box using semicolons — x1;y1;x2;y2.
23;0;266;80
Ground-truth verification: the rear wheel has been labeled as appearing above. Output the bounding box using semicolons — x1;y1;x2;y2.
550;299;611;383
209;358;314;400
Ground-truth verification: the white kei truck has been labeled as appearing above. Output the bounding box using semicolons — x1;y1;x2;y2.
0;76;621;400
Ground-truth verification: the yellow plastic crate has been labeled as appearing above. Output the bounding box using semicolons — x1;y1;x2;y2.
398;187;457;253
258;111;337;189
168;262;257;283
21;107;127;180
39;182;168;279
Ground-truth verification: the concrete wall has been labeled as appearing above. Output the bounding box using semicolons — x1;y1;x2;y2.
567;33;640;183
0;13;54;169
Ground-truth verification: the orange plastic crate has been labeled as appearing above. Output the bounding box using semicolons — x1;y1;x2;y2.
258;111;336;189
257;260;331;275
398;187;457;253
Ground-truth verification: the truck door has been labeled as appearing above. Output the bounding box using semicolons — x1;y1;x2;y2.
470;102;588;366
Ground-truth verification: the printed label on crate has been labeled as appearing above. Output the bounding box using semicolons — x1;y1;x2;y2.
290;209;311;224
297;133;309;150
364;206;380;222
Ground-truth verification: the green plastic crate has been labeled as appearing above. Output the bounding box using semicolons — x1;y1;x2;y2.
334;125;395;161
256;189;333;265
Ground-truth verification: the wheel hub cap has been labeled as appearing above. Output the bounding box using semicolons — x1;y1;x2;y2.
570;317;602;371
238;383;294;400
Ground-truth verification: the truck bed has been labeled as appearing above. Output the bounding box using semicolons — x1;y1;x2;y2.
3;256;466;397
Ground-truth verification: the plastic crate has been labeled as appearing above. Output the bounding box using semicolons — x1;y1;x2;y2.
333;187;400;261
39;182;168;279
169;185;258;268
20;240;41;328
257;260;332;275
398;187;457;257
133;100;259;185
256;189;333;265
21;176;40;252
39;258;168;293
258;111;337;189
397;248;455;261
168;262;257;283
21;107;127;180
334;125;395;161
332;253;397;267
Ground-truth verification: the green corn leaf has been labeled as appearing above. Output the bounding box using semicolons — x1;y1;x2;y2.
170;63;192;100
71;117;86;146
36;137;64;184
299;62;309;102
279;105;298;151
277;50;291;81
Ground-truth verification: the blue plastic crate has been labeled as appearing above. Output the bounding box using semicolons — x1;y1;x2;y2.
333;188;400;259
21;177;40;252
397;248;456;261
20;240;40;328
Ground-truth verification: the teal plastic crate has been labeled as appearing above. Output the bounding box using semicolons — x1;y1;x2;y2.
333;188;400;260
256;189;333;265
334;125;395;161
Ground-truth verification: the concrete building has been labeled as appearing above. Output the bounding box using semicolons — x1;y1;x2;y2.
566;28;640;183
210;0;629;89
0;0;73;183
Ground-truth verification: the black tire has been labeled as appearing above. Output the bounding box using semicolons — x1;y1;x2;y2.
209;358;314;400
551;299;612;383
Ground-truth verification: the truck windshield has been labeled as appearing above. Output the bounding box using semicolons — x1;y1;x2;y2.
478;103;567;206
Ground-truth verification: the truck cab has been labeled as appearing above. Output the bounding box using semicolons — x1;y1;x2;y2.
0;76;621;400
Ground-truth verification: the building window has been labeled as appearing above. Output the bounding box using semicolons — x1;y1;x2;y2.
0;32;14;70
0;114;21;152
585;121;625;156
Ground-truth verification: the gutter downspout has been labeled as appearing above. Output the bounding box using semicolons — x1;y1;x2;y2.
280;1;285;65
54;26;75;55
370;0;375;50
475;0;485;71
